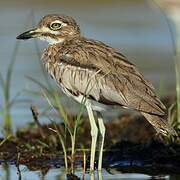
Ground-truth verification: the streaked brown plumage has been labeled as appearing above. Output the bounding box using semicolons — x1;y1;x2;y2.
17;14;176;171
42;29;172;136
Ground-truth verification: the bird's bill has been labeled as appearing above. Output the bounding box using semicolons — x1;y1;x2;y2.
16;28;41;40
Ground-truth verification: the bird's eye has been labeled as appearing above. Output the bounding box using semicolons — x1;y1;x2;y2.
50;22;62;30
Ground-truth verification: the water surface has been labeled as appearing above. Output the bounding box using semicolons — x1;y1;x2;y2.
0;164;173;180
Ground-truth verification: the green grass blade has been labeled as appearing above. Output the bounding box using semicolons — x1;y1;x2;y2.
0;134;12;146
4;46;18;109
26;76;52;95
41;89;73;138
0;72;4;89
53;92;72;131
8;90;25;108
36;139;49;148
175;55;180;128
49;120;68;171
25;90;44;97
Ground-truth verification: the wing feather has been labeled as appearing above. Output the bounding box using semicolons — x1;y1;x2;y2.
53;38;166;115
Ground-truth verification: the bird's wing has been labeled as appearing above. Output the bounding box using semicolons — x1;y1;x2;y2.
55;39;166;116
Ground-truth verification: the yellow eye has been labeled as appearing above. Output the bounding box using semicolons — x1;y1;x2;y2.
50;22;62;30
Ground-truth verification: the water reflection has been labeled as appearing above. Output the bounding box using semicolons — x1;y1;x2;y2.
2;163;10;180
1;164;180;180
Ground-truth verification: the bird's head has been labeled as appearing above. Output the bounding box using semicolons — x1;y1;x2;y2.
16;14;80;44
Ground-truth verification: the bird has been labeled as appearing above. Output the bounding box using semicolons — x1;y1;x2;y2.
16;14;176;172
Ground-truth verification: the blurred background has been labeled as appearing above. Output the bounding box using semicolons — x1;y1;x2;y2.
0;0;178;130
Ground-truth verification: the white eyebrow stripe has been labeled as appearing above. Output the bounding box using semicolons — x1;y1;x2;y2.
39;27;60;35
51;20;67;27
51;20;63;24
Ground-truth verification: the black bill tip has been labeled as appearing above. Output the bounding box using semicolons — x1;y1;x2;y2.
16;29;38;40
16;33;31;40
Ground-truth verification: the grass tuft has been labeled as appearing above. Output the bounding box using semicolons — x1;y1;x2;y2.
0;41;20;136
0;11;34;137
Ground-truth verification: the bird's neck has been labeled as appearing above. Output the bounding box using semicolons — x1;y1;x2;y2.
42;44;59;64
43;35;82;62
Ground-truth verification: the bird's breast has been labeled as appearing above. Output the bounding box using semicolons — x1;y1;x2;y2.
43;59;81;97
43;57;103;104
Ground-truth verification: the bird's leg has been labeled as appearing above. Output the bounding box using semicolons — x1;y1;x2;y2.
86;102;98;172
97;112;105;171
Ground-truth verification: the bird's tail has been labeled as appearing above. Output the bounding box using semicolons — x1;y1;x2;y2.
141;112;177;137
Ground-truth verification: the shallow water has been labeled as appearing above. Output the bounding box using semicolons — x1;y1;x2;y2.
0;164;174;180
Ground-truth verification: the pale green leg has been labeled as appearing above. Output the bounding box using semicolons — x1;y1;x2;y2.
98;170;103;180
97;112;105;171
86;102;98;172
90;172;95;180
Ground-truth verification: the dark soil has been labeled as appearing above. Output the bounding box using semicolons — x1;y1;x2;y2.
0;113;156;169
105;140;180;175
